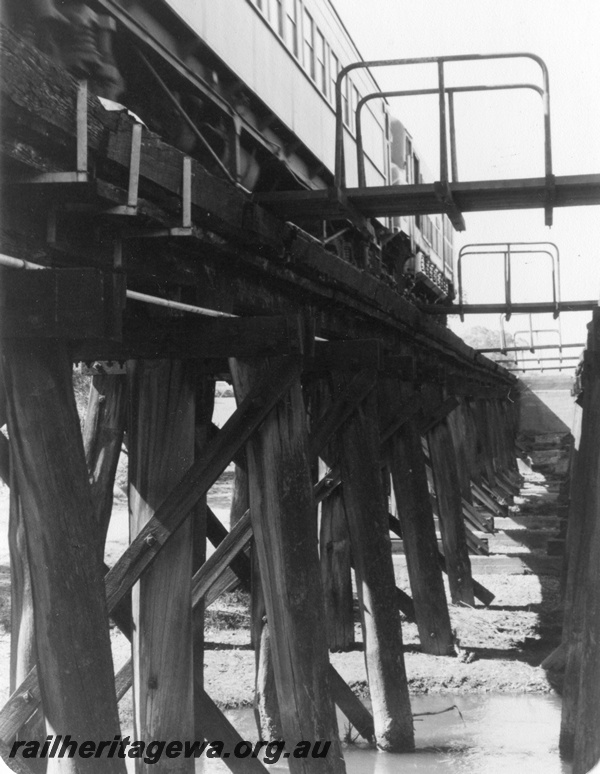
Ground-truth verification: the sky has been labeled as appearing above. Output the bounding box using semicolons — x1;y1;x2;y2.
336;0;600;365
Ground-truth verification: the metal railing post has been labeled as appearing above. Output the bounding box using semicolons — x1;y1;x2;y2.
438;61;449;185
448;90;459;183
505;244;512;321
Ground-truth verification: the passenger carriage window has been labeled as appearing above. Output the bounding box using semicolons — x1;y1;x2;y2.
342;78;349;126
330;52;339;106
251;0;271;21
274;0;284;38
350;84;359;132
413;155;420;187
303;9;315;80
316;29;327;96
287;0;299;58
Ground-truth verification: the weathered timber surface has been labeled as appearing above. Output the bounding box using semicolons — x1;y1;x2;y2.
82;373;127;555
462;499;494;535
191;512;253;610
309;377;357;653
446;400;474;503
0;357;300;742
394;588;416;621
338;385;414;752
471;399;498;488
0;740;36;774
2;339;124;773
192;378;215;712
207;506;251;588
253;582;283;742
229;464;250;529
0;433;8;485
73;315;304;362
550;401;583;670
456;399;483;489
104;357;299;612
230;357;345;774
380;397;424;445
111;506;376;747
383;382;453;656
193;688;269;774
8;468;34;696
460;400;484;489
308;371;376;462
129;359;195;772
98;512;253;707
327;666;375;743
471;481;505;518
419;396;459;434
489;400;518;491
0;267;124;340
426;398;475;606
320;486;355;652
563;313;600;768
0;25;515;391
307;340;382;372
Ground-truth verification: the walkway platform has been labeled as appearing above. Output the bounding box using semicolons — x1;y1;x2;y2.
255;174;600;223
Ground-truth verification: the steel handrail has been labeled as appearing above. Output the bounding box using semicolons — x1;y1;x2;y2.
334;53;551;190
457;241;560;321
355;83;544;189
478;342;584;354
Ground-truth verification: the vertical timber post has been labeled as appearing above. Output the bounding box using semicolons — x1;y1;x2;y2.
193;376;215;733
320;484;355;652
561;311;600;767
82;373;127;557
337;382;414;752
8;470;35;694
425;386;475;606
2;339;125;774
446;397;473;504
457;397;481;489
230;464;249;528
128;360;195;772
252;566;282;741
462;399;484;488
230;356;345;773
310;377;354;653
383;381;453;656
471;398;497;489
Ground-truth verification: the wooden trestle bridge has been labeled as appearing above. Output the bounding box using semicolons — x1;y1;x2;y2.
2;20;600;774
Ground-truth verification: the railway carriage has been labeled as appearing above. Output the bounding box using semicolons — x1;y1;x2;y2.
6;0;455;301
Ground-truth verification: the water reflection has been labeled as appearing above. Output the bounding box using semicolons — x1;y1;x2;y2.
128;694;569;773
342;694;571;773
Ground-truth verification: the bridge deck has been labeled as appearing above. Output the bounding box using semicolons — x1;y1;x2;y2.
255;174;600;222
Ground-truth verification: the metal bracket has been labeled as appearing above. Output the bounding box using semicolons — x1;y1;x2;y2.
433;181;465;232
126;156;194;237
105;122;142;216
30;81;89;185
545;174;556;227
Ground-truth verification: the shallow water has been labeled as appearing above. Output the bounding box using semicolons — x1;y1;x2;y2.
190;694;570;774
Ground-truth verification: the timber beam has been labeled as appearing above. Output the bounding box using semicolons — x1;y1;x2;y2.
0;267;125;340
73;314;305;362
